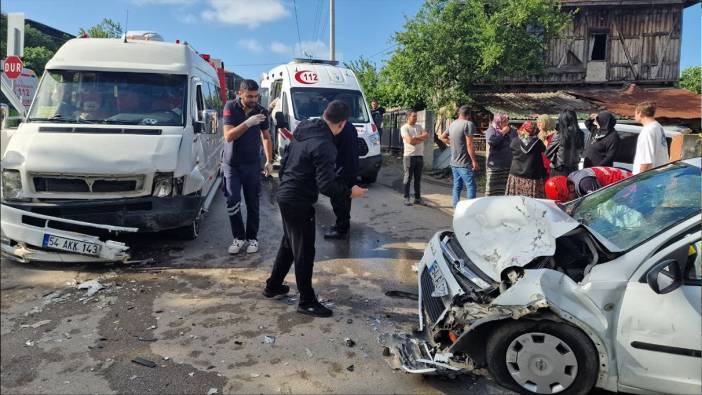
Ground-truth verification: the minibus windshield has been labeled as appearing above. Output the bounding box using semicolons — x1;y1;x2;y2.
291;88;369;123
27;70;187;126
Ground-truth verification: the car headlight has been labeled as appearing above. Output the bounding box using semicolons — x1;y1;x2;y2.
152;174;173;197
1;169;23;200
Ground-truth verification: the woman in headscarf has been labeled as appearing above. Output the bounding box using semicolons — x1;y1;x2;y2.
546;110;584;177
584;111;620;168
485;113;517;196
505;121;547;198
536;114;556;176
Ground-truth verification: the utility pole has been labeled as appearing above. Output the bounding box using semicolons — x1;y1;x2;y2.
329;0;335;61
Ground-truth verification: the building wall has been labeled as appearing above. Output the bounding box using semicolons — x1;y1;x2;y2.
509;4;683;85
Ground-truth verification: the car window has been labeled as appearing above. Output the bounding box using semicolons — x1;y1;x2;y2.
685;241;701;284
567;162;701;251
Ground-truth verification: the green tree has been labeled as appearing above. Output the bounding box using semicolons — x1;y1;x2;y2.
680;66;701;94
79;18;123;38
345;57;390;106
23;46;54;75
383;0;570;110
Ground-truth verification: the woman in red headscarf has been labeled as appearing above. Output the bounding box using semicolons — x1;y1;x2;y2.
505;121;548;198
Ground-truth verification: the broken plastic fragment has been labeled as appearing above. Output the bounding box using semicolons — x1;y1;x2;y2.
263;335;276;345
78;280;106;297
207;389;218;395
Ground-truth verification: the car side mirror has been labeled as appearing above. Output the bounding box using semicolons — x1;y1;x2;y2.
274;111;288;129
646;259;682;294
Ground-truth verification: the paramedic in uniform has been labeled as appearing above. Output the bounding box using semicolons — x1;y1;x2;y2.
222;79;274;255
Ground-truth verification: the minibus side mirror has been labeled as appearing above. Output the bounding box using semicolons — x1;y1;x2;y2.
194;110;218;134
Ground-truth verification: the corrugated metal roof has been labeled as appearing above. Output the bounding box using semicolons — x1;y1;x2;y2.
568;85;702;120
475;91;600;119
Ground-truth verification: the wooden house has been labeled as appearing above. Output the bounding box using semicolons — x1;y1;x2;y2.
510;0;699;86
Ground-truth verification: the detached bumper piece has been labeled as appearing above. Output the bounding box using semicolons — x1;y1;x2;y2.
1;204;137;263
380;333;473;375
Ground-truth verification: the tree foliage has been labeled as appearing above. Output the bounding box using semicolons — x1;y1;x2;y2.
371;0;571;110
345;57;388;105
680;66;701;94
79;18;123;38
23;46;54;75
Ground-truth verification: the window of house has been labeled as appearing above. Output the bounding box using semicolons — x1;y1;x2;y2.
590;33;608;61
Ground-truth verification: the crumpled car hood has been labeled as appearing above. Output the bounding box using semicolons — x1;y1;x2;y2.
453;196;579;281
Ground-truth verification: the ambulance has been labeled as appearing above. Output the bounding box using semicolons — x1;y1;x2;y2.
260;59;382;183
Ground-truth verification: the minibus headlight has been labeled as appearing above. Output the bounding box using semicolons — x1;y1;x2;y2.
152;174;173;198
1;169;23;200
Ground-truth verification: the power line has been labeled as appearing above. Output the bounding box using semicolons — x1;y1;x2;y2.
292;0;302;51
366;44;398;59
316;0;326;42
312;0;322;42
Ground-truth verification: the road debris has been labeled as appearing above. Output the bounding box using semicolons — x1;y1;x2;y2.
77;280;106;297
263;335;276;345
346;365;355;372
207;389;218;395
132;357;157;368
346;318;353;324
21;319;51;329
305;348;313;358
24;340;34;347
234;341;243;346
137;336;158;342
345;338;356;347
250;373;260;378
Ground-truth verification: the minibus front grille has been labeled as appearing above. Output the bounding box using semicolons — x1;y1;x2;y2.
32;175;144;194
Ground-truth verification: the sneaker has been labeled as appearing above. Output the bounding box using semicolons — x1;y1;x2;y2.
246;239;259;254
414;198;425;206
324;228;348;240
404;197;412;206
262;283;290;298
297;301;333;318
228;239;245;254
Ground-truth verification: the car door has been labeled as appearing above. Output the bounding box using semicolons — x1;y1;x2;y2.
615;227;701;394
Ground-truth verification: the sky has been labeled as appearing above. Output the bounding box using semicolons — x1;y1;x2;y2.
3;0;701;80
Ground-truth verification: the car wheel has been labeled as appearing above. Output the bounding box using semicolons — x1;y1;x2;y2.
175;213;200;240
360;172;378;184
486;320;598;395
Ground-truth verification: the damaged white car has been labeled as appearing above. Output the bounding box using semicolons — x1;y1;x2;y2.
392;158;701;395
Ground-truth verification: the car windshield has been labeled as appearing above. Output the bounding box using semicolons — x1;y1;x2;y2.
291;88;369;123
27;70;187;126
565;162;701;251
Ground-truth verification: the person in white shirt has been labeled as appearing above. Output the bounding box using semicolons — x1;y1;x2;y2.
633;101;669;175
400;110;429;206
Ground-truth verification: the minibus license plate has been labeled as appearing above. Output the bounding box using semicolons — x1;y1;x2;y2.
42;234;101;256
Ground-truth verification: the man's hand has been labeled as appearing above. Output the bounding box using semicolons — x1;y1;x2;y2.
472;160;480;172
244;113;266;128
263;161;274;177
350;185;368;198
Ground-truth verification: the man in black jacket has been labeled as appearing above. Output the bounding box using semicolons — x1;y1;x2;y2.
263;101;367;318
324;121;359;240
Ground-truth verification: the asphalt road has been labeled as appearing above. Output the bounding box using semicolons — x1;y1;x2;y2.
0;169;512;394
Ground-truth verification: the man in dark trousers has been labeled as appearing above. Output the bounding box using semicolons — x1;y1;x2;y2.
263;101;367;317
324;121;359;240
222;79;274;255
371;100;385;140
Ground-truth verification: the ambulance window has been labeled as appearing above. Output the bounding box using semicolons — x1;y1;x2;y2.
195;84;204;121
271;80;282;100
282;92;289;116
